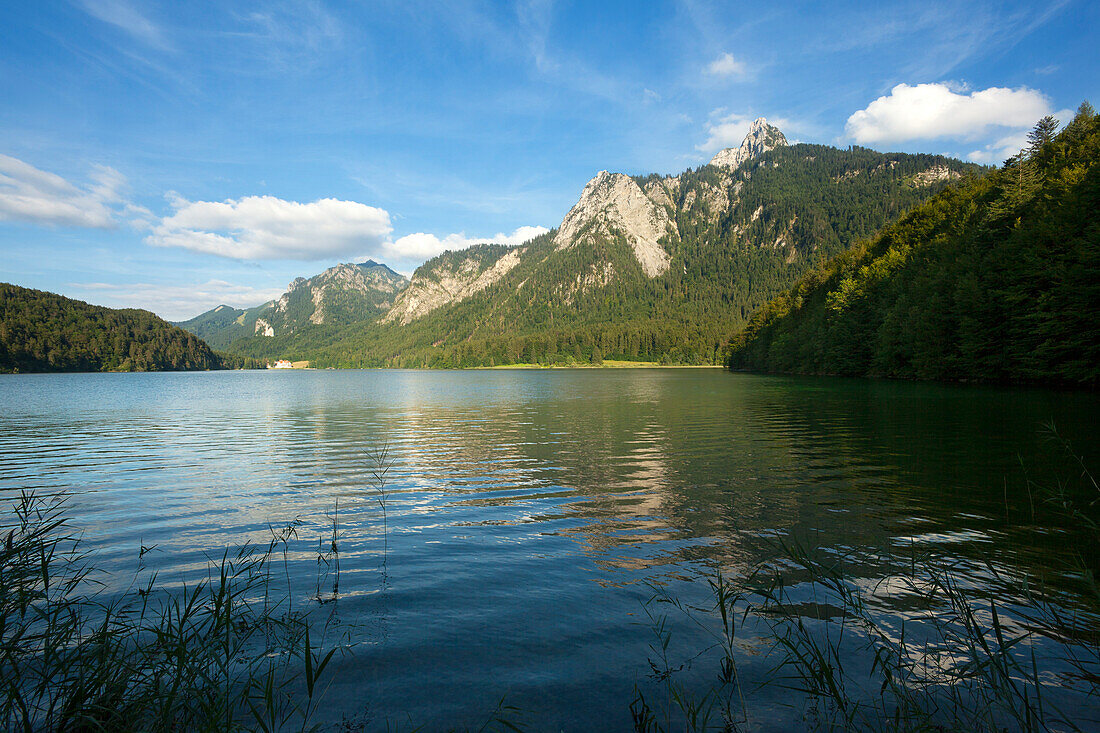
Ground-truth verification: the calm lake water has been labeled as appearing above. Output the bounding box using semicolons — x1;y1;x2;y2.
1;369;1097;729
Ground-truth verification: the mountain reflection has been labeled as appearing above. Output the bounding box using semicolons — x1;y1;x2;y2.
3;370;1098;729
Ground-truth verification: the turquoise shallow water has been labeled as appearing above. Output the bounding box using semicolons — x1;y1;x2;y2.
1;369;1097;729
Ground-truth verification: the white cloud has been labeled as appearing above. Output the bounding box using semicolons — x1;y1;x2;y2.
965;107;1074;163
696;112;754;153
0;154;128;228
75;280;286;321
846;83;1052;144
706;53;745;77
239;2;343;70
384;225;550;261
147;194;393;260
77;0;170;49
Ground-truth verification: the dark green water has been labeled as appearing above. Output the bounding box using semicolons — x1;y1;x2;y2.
1;369;1096;729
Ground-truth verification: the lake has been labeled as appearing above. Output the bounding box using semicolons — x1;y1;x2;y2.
1;369;1097;730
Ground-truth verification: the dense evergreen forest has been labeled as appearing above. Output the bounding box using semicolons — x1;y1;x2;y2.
728;104;1099;387
0;284;242;373
224;145;978;367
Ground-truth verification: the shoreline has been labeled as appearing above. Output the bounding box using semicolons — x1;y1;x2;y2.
476;361;725;370
2;363;727;375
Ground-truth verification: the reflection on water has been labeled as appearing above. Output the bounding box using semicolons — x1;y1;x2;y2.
1;369;1097;729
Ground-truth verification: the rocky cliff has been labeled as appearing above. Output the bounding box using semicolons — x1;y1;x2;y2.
552;171;677;278
382;244;523;325
709;117;788;170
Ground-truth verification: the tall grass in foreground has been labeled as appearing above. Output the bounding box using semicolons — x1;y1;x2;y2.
634;427;1100;732
0;446;522;733
0;491;341;732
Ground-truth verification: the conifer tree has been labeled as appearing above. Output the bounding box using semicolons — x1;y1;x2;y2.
1027;115;1060;158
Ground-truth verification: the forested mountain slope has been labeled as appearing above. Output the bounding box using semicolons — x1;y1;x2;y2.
174;303;261;350
224;120;980;367
177;260;408;349
0;284;229;373
728;105;1099;386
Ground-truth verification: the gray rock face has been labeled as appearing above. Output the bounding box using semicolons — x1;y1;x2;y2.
373;119;791;322
911;164;962;186
552;170;676;277
546;119;789;280
382;247;524;325
709;117;787;170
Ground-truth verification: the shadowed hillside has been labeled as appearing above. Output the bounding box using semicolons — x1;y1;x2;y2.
728;104;1099;387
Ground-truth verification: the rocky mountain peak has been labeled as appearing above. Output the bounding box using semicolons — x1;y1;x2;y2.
552;170;675;278
264;260;411;329
708;117;787;170
286;261;407;293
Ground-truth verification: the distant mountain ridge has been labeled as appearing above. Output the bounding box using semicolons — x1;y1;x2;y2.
178;260;408;348
173;302;267;350
180;121;981;367
259;259;408;333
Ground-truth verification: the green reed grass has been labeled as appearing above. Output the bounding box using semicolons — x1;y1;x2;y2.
0;490;345;732
0;449;528;733
369;445;394;571
631;428;1100;733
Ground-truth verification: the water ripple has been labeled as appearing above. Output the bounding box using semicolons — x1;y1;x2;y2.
1;370;1097;729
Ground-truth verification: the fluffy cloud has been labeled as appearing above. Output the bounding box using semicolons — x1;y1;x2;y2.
966;106;1073;163
706;53;745;77
0;154;128;228
147;194;393;260
846;83;1051;144
383;225;550;261
696;112;756;152
75;279;286;321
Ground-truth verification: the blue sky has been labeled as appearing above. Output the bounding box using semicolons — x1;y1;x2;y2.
1;0;1096;320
